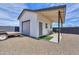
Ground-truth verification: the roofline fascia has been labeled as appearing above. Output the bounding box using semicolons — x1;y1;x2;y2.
18;5;66;19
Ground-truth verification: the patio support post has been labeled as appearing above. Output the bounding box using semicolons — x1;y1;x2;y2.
61;16;63;36
58;10;61;43
60;12;63;34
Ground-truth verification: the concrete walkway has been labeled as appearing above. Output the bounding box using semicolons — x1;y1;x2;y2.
49;33;62;43
49;33;58;43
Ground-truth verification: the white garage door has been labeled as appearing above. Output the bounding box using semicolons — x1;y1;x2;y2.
22;21;30;36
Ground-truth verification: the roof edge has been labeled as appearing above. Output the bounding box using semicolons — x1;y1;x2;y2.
18;5;66;19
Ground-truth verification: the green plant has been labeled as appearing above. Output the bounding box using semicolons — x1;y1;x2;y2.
39;35;53;41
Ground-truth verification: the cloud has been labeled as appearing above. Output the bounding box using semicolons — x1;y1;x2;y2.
50;3;79;27
0;3;79;27
63;3;79;27
66;3;79;19
0;19;19;26
49;3;65;7
0;3;29;26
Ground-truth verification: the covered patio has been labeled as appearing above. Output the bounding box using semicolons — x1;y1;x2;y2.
35;5;66;43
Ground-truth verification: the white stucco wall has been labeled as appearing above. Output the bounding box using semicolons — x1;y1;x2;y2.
19;11;38;37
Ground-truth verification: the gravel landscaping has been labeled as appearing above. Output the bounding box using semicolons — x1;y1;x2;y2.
0;34;79;55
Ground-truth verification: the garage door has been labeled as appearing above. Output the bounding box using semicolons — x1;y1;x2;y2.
22;20;30;36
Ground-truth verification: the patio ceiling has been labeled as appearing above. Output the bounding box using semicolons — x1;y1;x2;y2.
36;8;66;23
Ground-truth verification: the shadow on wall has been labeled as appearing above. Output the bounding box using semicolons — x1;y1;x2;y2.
53;27;79;35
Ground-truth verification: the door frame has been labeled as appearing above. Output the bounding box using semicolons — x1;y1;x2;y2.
22;20;30;36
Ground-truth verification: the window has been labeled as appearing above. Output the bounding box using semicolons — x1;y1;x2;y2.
45;23;48;28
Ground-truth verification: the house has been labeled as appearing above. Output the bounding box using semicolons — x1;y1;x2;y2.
18;5;66;39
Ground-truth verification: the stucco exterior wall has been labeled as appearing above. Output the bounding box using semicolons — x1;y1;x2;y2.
19;11;38;37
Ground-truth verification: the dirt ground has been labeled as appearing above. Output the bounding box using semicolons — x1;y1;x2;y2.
0;34;79;55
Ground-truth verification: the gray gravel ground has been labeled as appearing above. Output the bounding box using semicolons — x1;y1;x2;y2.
0;34;79;55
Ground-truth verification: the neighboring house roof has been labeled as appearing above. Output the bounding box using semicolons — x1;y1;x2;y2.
18;5;66;20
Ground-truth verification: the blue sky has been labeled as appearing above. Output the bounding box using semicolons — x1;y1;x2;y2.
0;3;79;27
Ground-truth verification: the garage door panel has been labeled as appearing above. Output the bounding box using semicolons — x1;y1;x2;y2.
22;21;30;36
